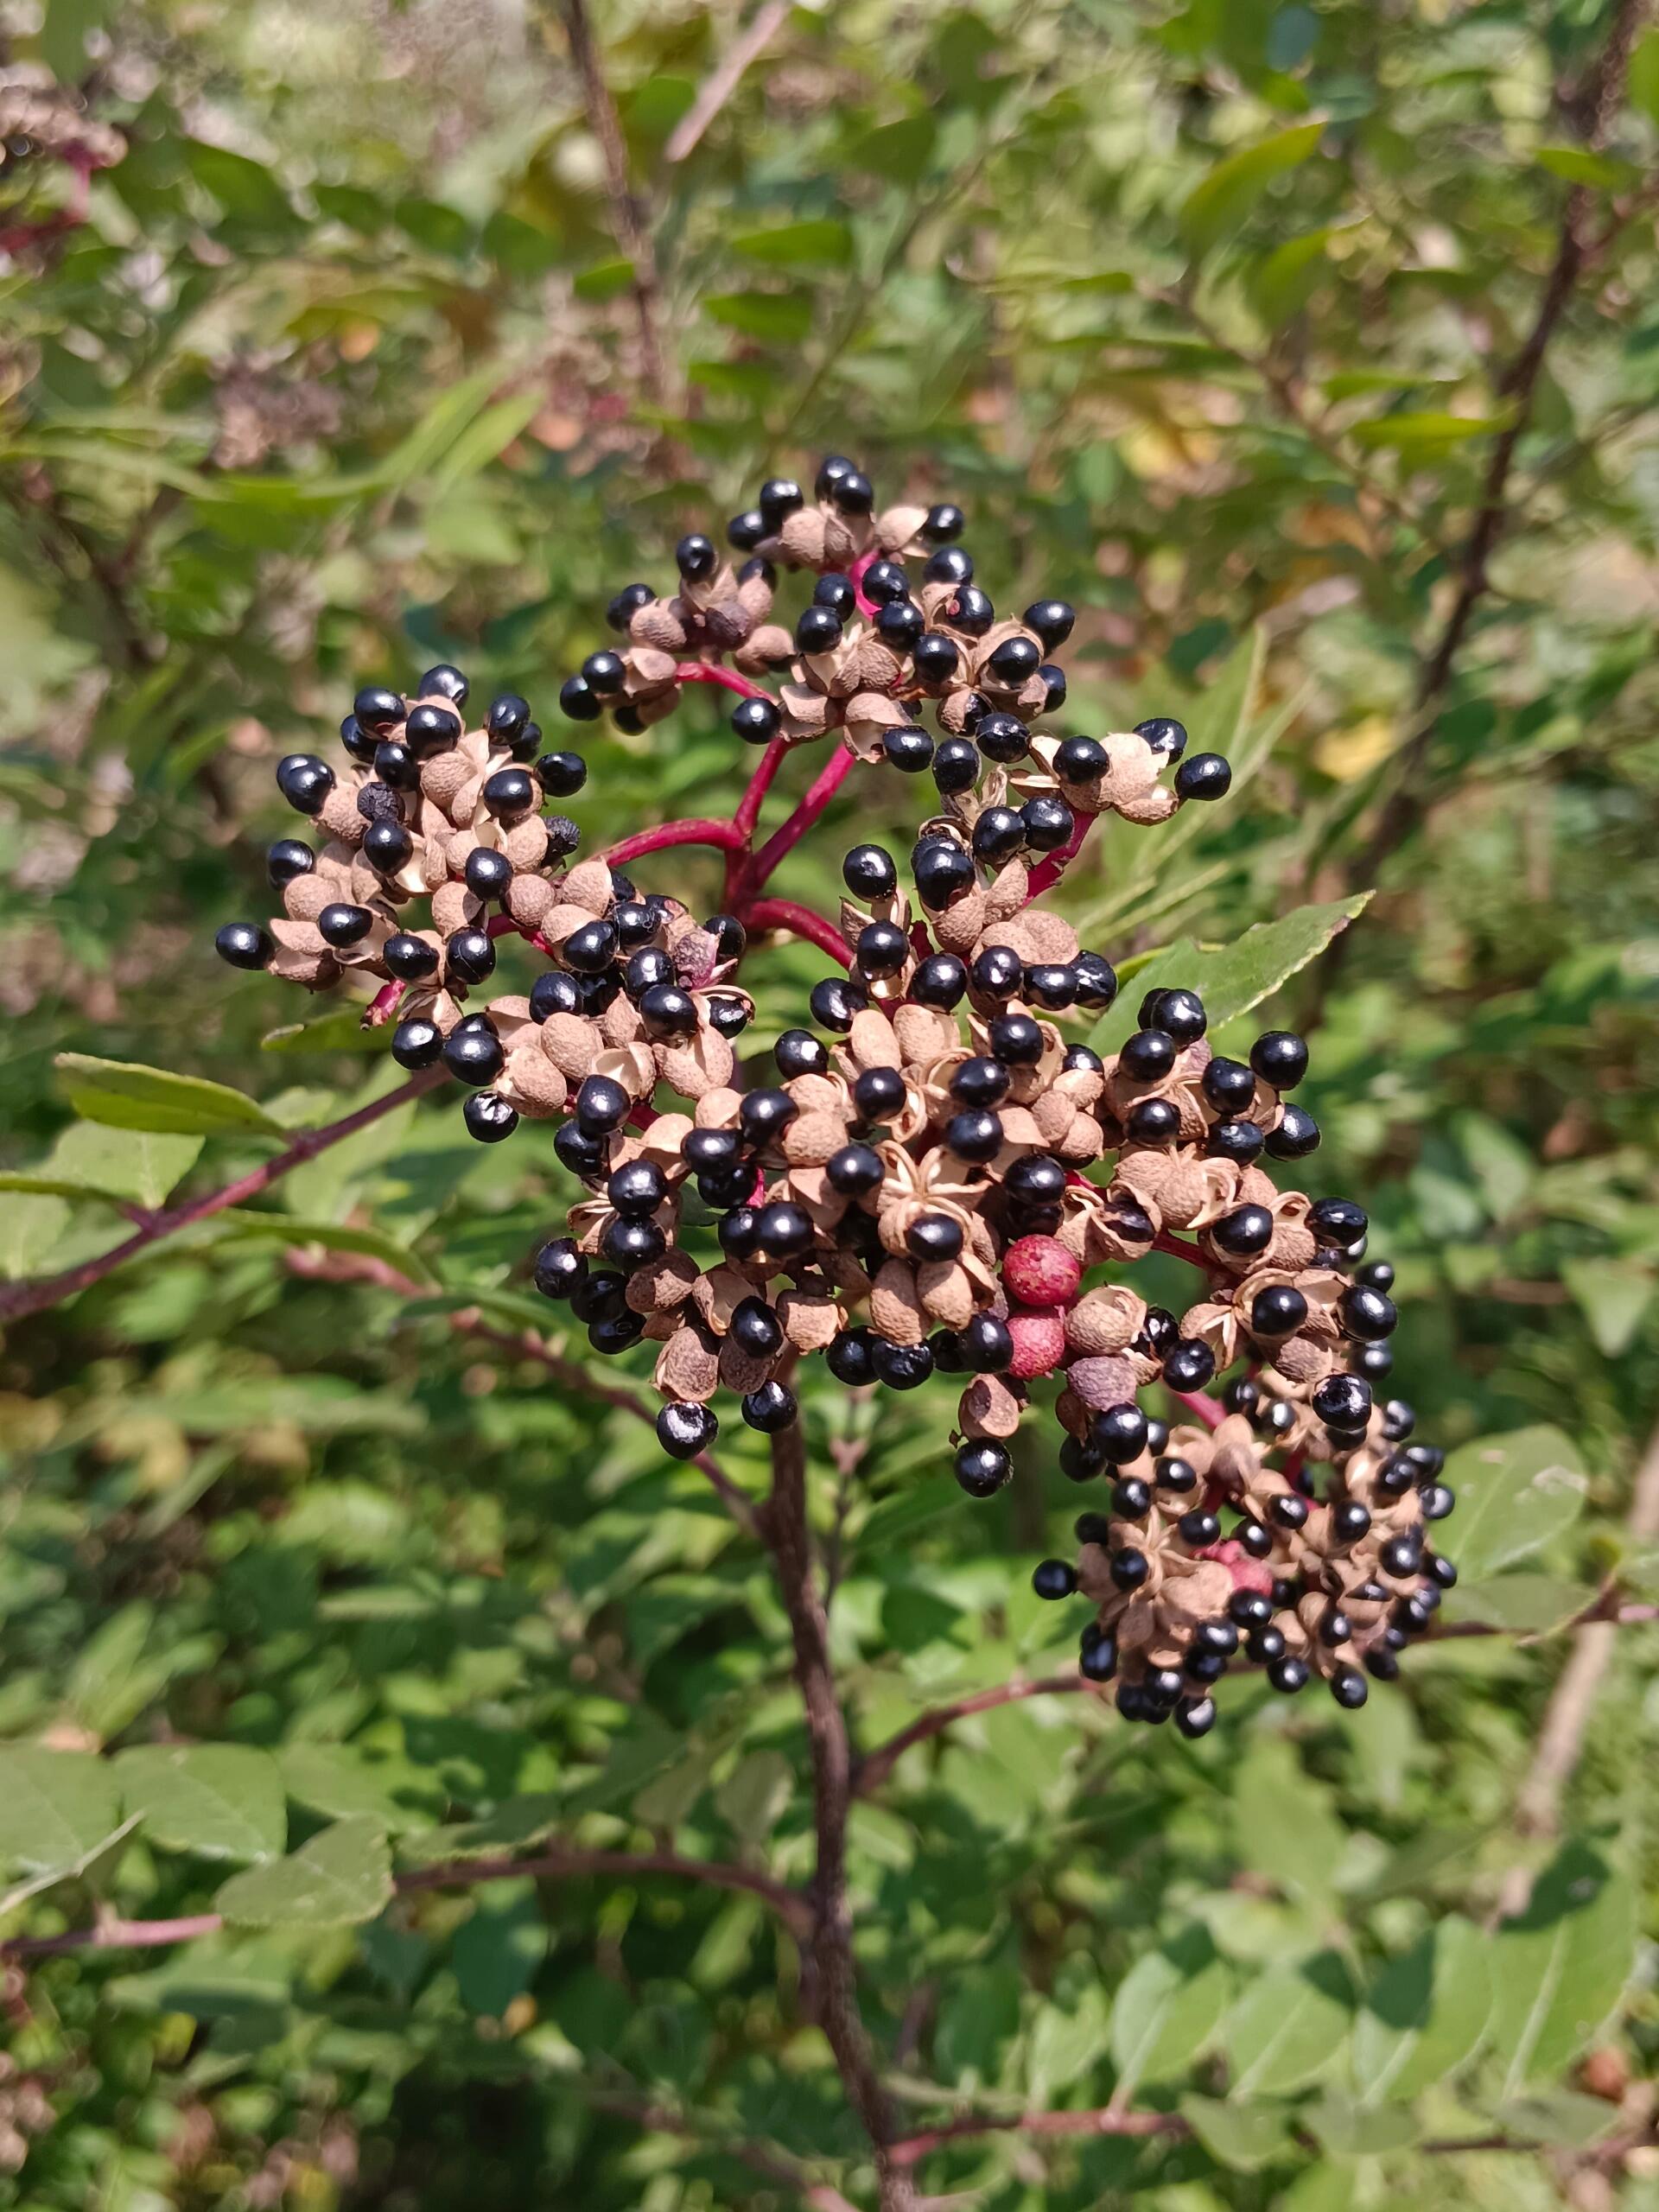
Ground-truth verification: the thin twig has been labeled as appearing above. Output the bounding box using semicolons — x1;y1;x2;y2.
664;1;790;165
855;1675;1091;1797
5;1842;810;1960
557;0;671;410
742;896;854;966
0;1069;446;1326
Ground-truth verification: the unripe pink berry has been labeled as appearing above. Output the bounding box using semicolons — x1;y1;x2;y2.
1002;1235;1081;1306
1007;1307;1067;1379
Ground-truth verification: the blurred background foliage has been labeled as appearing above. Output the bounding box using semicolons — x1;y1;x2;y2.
1;0;1657;2205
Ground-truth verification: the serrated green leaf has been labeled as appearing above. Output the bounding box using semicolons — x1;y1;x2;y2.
0;1749;121;1878
114;1745;286;1864
1223;1955;1353;2096
215;1814;391;1929
1441;1427;1586;1580
1179;123;1324;255
0;1125;202;1209
1088;896;1371;1057
1110;1925;1230;2097
55;1054;284;1138
1352;1916;1491;2101
1490;1844;1637;2093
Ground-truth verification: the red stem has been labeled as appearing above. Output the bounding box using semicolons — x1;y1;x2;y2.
742;898;852;966
1171;1389;1225;1431
673;661;768;702
364;979;404;1027
606;816;746;868
1152;1230;1210;1270
743;745;856;894
847;549;880;619
1025;810;1096;899
728;736;790;885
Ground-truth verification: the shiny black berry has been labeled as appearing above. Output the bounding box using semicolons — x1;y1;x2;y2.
215;922;271;970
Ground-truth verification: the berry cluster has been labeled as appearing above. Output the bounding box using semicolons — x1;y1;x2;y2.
213;457;1452;1734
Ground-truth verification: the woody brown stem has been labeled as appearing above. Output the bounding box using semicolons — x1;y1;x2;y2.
758;1421;915;2210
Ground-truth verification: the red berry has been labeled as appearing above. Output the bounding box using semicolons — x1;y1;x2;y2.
1007;1307;1067;1379
1002;1235;1081;1306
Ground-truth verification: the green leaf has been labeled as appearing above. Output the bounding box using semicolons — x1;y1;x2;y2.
55;1054;284;1138
1490;2090;1623;2149
1349;411;1512;453
0;1749;120;1878
1026;1980;1111;2102
0;1124;202;1210
850;114;936;183
276;1744;441;1834
1233;1738;1347;1901
1536;146;1639;190
1249;225;1340;327
1490;1844;1637;2093
1088;896;1371;1058
1444;1573;1592;1636
114;1745;286;1864
1223;1955;1353;2096
1630;29;1659;125
704;291;814;345
453;1878;547;2016
1560;1257;1654;1357
67;1602;163;1738
1110;1925;1230;2097
0;1193;70;1280
1351;1916;1491;2101
572;256;634;302
212;1211;435;1287
1440;1427;1586;1580
1179;2094;1295;2171
215;1815;392;1929
715;1751;793;1844
730;219;855;269
1300;2093;1421;2158
186;142;294;227
261;1008;387;1054
1179;124;1324;255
